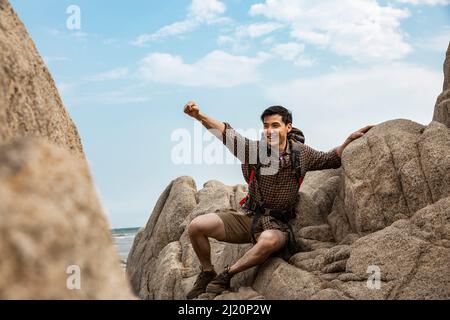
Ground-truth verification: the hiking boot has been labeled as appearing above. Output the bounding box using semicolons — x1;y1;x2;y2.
206;267;233;294
186;267;217;300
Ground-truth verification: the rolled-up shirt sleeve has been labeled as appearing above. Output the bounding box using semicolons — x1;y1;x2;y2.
222;122;258;164
302;144;342;172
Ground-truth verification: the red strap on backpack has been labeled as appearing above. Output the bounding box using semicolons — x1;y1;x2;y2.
239;169;255;206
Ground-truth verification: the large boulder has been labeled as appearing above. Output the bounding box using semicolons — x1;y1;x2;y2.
0;138;135;299
343;196;450;299
333;119;450;239
0;0;84;156
126;179;262;299
433;43;450;128
253;258;323;300
126;167;345;300
0;0;134;299
126;176;197;298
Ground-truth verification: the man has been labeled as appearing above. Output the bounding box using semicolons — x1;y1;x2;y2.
183;101;373;299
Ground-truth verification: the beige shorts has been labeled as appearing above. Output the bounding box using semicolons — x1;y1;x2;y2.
215;209;289;245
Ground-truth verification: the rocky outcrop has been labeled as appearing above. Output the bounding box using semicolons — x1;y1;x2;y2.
0;0;134;299
0;0;84;156
433;43;450;128
0;139;135;299
128;45;450;300
127;168;358;299
329;119;450;241
129;117;450;300
126;178;257;299
126;176;198;298
345;197;450;299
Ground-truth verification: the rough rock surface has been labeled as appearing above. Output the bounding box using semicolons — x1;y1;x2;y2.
0;0;134;299
433;43;450;128
0;139;135;299
0;0;84;156
330;119;450;241
126;176;198;299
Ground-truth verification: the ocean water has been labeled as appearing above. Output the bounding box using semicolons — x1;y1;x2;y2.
111;227;140;265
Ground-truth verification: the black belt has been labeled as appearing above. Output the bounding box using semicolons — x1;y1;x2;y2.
248;203;297;245
244;200;296;220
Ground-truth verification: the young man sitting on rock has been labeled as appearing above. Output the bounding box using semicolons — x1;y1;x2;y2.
183;101;373;299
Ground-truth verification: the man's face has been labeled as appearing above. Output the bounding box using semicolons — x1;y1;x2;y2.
263;114;292;149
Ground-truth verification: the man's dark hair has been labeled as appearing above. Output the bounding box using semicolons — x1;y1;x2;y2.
260;105;293;125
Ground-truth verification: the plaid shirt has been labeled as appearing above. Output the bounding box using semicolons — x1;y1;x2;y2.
222;122;342;211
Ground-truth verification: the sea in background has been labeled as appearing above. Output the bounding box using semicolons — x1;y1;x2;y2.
111;227;140;266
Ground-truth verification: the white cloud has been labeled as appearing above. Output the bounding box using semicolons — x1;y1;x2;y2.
271;42;305;60
262;36;276;45
78;84;156;105
80;92;150;105
264;63;442;149
70;31;89;39
250;0;413;62
85;67;130;82
270;42;316;67
133;20;198;45
217;35;235;45
395;0;450;5
216;34;251;52
217;22;283;53
294;56;316;67
416;30;450;53
235;22;284;38
188;0;226;23
290;29;329;46
132;0;228;46
138;50;269;87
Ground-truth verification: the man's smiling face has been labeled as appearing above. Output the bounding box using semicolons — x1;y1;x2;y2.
263;114;292;150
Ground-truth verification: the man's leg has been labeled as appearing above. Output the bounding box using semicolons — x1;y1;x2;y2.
206;229;286;294
228;230;286;275
187;213;226;271
186;214;227;299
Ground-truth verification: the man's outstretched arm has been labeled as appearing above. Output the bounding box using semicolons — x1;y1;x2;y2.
336;125;374;157
184;101;225;134
304;124;375;172
184;101;257;164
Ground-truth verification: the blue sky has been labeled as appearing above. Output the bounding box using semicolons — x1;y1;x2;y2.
10;0;449;228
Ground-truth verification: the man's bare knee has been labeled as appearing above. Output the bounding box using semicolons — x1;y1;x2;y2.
188;214;226;241
256;230;285;253
187;217;202;236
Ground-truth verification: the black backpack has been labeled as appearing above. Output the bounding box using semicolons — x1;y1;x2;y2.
239;127;306;206
288;127;305;144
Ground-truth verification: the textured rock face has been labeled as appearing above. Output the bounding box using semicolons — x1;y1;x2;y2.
345;196;450;300
126;178;256;299
0;139;135;299
0;1;134;299
332;119;450;240
0;0;84;156
126;176;198;298
433;43;450;128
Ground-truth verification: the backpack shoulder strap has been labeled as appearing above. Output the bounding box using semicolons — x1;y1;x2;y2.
290;141;304;187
